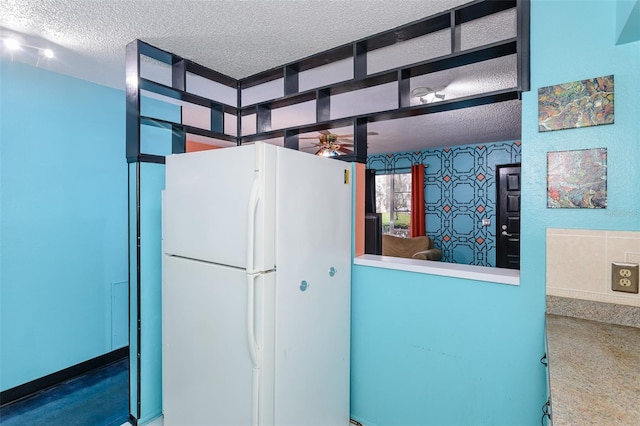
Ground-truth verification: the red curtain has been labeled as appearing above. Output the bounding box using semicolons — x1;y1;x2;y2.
410;164;425;237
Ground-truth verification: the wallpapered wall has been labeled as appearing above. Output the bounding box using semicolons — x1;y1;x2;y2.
367;140;521;266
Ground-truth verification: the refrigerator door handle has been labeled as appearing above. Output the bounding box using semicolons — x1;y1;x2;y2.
247;273;261;426
247;168;262;426
246;274;260;368
247;169;260;274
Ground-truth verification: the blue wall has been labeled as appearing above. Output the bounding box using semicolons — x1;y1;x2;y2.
350;267;545;425
523;0;640;233
129;162;166;424
368;141;521;266
616;0;640;44
521;0;640;389
0;61;128;391
352;1;639;424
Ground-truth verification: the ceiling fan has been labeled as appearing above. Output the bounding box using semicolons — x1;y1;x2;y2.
299;130;379;157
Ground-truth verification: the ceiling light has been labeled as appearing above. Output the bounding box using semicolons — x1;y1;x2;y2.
2;36;55;64
4;38;20;50
315;147;341;157
411;87;446;104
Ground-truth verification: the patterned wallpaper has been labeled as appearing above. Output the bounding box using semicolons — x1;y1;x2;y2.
368;141;521;266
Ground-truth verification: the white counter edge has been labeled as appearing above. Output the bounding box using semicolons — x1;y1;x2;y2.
353;255;520;286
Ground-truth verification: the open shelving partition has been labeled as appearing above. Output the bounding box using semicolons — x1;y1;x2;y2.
127;0;529;165
125;40;239;164
237;0;528;162
125;0;530;423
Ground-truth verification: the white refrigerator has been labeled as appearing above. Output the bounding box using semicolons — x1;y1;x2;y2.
162;142;352;426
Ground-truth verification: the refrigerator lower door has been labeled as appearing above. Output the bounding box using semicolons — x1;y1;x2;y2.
163;256;275;426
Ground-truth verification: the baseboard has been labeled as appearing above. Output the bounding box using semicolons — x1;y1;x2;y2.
0;346;128;407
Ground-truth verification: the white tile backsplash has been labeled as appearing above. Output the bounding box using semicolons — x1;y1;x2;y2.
547;228;640;307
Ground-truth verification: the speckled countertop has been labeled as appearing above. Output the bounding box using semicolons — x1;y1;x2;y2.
547;295;640;328
546;314;640;425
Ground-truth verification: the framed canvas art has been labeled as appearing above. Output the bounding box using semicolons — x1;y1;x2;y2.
538;75;614;132
547;148;607;208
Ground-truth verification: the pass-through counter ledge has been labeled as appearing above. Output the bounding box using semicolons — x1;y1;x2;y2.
354;255;520;286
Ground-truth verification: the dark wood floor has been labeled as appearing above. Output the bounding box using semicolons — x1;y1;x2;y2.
0;357;128;426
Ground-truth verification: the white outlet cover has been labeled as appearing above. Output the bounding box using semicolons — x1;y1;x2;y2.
611;262;639;293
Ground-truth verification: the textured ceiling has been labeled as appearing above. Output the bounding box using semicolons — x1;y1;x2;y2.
0;0;522;153
1;0;473;87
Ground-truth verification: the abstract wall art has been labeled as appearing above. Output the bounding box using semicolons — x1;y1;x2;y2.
547;148;607;209
538;75;614;132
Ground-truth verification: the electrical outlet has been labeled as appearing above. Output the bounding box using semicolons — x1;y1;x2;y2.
611;262;639;293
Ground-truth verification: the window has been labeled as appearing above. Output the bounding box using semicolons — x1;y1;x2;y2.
375;173;411;237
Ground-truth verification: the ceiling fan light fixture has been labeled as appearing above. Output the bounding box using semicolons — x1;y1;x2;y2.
315;147;342;157
411;86;445;104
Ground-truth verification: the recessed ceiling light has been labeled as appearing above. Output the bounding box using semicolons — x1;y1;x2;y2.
42;48;54;58
4;38;20;50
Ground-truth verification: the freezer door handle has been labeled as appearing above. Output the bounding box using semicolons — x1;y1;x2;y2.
246;168;261;274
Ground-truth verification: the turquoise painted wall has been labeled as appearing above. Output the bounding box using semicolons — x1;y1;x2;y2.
138;162;164;424
616;0;640;44
0;60;128;391
521;0;640;379
129;162;166;424
522;0;640;235
368;141;521;266
350;266;546;425
351;0;639;424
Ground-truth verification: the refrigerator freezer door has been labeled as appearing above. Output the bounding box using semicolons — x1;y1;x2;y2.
273;149;352;425
164;143;276;271
163;256;275;425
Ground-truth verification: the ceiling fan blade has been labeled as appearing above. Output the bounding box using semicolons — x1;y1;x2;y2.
337;138;354;144
299;130;376;141
338;147;354;154
334;132;378;139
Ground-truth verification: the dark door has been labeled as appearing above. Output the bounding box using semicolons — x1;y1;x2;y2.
496;164;521;269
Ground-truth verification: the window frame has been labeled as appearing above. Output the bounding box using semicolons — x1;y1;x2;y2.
376;172;412;236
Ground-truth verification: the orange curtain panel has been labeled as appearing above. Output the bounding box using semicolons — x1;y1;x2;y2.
410;164;425;237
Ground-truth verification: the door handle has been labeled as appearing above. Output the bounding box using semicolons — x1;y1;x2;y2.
246;170;261;274
501;230;513;237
